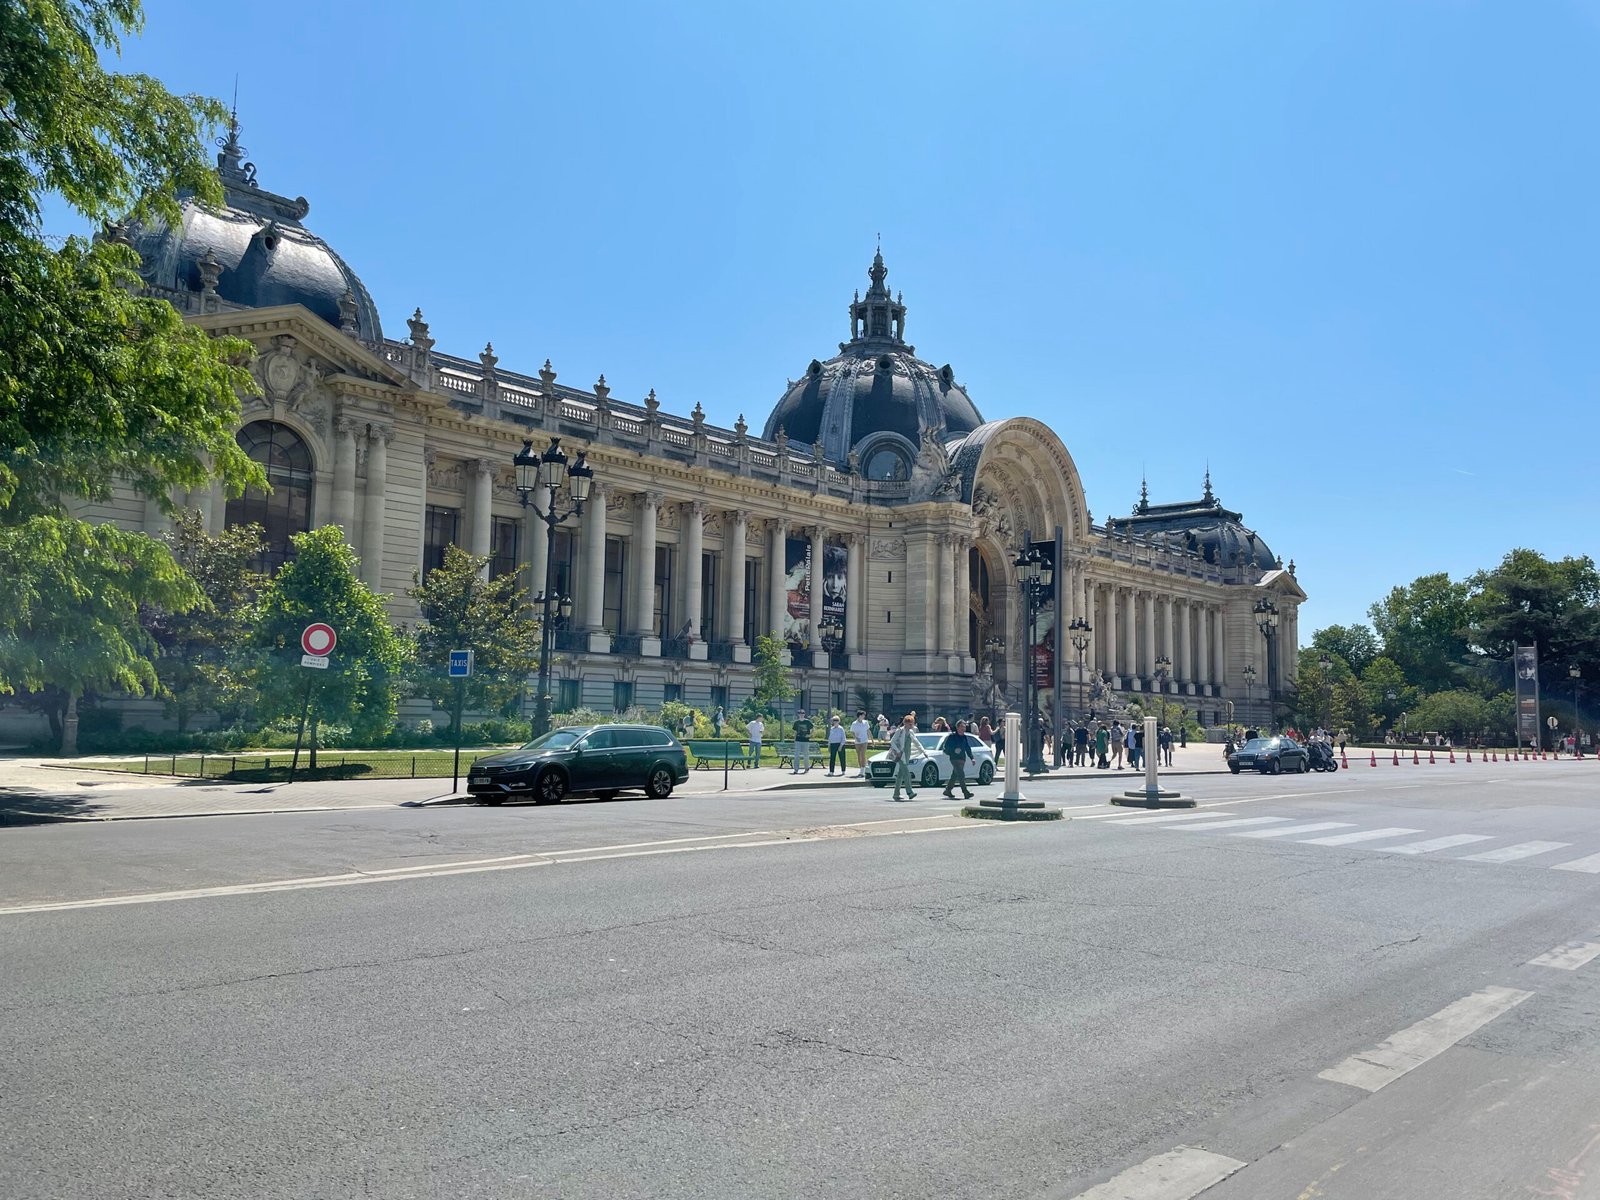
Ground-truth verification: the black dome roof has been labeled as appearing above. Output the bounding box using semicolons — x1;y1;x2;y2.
121;120;382;341
1106;476;1277;569
763;251;982;460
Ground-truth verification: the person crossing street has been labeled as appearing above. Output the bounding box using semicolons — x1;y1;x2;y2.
941;719;976;800
889;713;925;800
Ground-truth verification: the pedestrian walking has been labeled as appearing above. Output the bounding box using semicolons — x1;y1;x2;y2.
712;706;724;738
876;713;890;741
889;712;924;800
791;709;815;773
746;714;764;766
1111;720;1125;769
1179;724;1187;749
1131;723;1144;770
851;710;873;777
977;715;995;746
1095;722;1110;769
1074;721;1089;767
941;719;976;800
1159;725;1173;767
826;715;847;775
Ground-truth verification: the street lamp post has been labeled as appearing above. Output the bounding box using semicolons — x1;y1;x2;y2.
1254;597;1280;730
515;437;594;739
1069;616;1092;721
1013;542;1054;775
1319;653;1333;735
1243;662;1257;728
1153;654;1172;721
1571;665;1582;757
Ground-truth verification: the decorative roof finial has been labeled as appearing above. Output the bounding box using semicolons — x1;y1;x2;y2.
867;244;888;296
337;289;359;334
214;80;257;187
1137;473;1150;514
1203;463;1215;505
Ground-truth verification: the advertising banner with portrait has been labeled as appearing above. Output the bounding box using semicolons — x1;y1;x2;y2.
1029;537;1057;690
1515;644;1541;746
820;542;847;649
784;536;810;648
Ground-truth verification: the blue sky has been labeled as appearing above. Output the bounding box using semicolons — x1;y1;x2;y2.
61;0;1600;640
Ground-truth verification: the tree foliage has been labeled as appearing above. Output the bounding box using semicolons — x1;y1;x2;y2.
749;634;796;732
1467;549;1600;679
407;545;540;727
243;527;407;760
1366;573;1473;694
1309;624;1380;676
142;512;266;732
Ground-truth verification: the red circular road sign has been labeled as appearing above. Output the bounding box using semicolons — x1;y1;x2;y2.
301;623;337;656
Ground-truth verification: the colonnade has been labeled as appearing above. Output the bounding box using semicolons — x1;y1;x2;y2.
1075;577;1227;694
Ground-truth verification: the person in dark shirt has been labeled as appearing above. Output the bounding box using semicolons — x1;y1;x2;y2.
940;719;976;800
791;710;815;774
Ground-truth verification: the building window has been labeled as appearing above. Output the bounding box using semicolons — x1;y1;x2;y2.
863;445;909;482
653;545;673;638
743;559;761;646
542;527;575;600
556;679;580;712
603;535;626;633
613;680;634;713
701;551;719;640
710;685;729;712
226;420;313;572
489;516;519;581
663;683;682;704
423;506;459;578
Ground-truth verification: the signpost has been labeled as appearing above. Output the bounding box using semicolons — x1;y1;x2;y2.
449;649;473;793
290;623;337;782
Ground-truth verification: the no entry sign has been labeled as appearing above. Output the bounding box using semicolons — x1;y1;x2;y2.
301;623;337;656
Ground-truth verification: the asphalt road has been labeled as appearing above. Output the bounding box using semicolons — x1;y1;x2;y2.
4;763;1600;1198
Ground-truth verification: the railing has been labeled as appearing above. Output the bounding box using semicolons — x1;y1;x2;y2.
828;650;849;670
708;641;738;663
660;637;691;659
552;629;587;653
610;634;643;656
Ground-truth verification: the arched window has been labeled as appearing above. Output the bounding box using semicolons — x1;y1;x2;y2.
863;445;909;482
226;420;314;571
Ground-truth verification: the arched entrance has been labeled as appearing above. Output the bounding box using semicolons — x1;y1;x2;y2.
226;420;314;571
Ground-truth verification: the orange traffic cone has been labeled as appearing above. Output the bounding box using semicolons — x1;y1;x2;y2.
1429;749;1437;765
1413;749;1420;765
1448;749;1456;763
1370;751;1378;767
1466;750;1472;763
1392;750;1400;766
1341;750;1349;769
1491;750;1498;762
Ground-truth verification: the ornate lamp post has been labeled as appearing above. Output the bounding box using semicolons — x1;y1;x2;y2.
515;437;594;738
1254;596;1280;730
1013;542;1054;775
1069;616;1092;720
1243;662;1257;727
1154;654;1172;712
1571;665;1582;757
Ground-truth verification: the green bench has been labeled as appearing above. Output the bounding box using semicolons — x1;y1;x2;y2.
684;740;752;769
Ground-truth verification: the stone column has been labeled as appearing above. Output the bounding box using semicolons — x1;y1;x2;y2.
360;425;390;588
684;501;705;660
525;484;550;605
954;537;972;667
936;534;956;657
1212;607;1226;686
634;492;661;653
580;482;609;649
809;524;825;661
1176;599;1193;692
468;458;494;575
1141;591;1156;684
1121;588;1137;684
1103;582;1119;680
1161;595;1176;692
768;518;788;642
726;510;748;659
1197;603;1212;691
845;532;863;659
332;417;358;540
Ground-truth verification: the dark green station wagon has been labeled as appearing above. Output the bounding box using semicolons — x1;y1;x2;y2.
468;723;689;805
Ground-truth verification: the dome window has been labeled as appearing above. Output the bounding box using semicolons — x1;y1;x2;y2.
808;359;823;378
878;355;894;371
939;364;954;386
863;445;910;482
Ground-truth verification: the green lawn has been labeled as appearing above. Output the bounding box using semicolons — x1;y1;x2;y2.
74;748;518;781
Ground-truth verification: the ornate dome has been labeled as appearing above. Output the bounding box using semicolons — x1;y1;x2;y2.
764;251;982;471
1106;473;1277;569
120;117;382;340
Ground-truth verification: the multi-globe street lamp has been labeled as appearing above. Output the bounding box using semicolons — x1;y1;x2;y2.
1068;616;1092;720
1013;542;1054;776
1243;662;1257;725
514;437;594;738
1571;665;1583;757
1254;597;1280;729
1153;653;1172;712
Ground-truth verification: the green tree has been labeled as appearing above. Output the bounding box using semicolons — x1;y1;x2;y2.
750;634;796;736
0;2;263;723
1360;656;1417;734
1406;689;1506;744
1309;624;1380;676
1367;573;1473;694
141;513;267;733
244;527;407;763
407;545;540;729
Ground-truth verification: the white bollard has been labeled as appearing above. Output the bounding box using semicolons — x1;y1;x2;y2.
1001;711;1023;801
1144;715;1159;793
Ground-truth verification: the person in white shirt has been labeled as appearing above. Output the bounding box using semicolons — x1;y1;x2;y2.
826;715;847;774
850;710;873;777
745;716;764;766
889;713;925;801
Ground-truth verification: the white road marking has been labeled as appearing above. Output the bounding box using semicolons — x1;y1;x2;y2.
1108;811;1239;825
1065;1144;1247;1199
1527;941;1600;970
1231;822;1356;839
1298;826;1423;846
0;819;995;917
1169;817;1293;832
1377;834;1495;855
1457;841;1571;864
1552;852;1600;874
1318;985;1534;1093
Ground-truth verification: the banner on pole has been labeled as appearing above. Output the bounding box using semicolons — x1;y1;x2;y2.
1515;644;1540;747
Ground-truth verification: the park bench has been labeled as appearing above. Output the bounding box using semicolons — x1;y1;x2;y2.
684;740;751;769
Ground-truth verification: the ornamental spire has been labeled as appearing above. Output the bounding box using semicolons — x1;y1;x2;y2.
848;244;907;345
1202;463;1215;505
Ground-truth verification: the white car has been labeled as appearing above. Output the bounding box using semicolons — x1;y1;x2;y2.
867;732;996;789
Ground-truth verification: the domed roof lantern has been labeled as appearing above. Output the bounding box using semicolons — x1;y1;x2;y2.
848;241;909;347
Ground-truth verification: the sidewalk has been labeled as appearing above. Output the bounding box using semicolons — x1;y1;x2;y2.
0;744;1234;824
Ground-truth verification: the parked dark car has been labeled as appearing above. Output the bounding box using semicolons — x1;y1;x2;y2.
468;724;688;805
1227;735;1310;775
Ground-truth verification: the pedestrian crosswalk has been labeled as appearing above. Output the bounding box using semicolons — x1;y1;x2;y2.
1110;810;1600;874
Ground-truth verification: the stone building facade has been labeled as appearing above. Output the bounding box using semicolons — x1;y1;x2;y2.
85;123;1304;730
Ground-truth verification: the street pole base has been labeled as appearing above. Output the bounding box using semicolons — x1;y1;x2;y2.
1111;788;1195;809
963;798;1064;821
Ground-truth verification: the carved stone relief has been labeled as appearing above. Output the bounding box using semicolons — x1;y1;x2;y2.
869;537;906;561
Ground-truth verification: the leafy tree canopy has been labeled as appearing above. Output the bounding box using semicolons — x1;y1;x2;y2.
1467;549;1600;677
1309;623;1380;676
1367;573;1473;694
407;545;540;728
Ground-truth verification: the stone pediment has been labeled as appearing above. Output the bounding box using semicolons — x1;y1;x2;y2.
1257;568;1308;602
193;304;414;393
